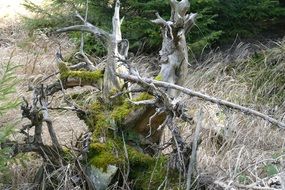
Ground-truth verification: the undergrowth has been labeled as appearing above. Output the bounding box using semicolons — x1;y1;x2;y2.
0;55;19;188
188;39;285;106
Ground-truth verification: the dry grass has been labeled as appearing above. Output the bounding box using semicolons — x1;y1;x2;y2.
177;39;285;188
0;0;88;187
115;40;285;188
1;1;285;189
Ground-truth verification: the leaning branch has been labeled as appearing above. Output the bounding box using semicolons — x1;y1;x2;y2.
56;24;109;41
117;73;285;128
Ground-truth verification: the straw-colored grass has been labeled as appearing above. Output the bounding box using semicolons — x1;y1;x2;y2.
176;39;285;188
1;1;285;188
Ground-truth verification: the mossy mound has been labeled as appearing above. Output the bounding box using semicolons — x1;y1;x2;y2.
87;92;154;134
88;137;180;190
84;91;180;189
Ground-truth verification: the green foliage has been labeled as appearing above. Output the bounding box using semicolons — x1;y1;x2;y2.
23;0;285;55
69;32;107;57
238;173;250;184
213;0;285;41
263;163;279;176
0;61;19;115
0;57;19;175
0;125;14;171
22;0;76;30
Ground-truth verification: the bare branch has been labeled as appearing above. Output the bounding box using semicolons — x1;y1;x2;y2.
112;0;122;41
151;13;169;26
170;0;190;22
129;99;156;106
117;73;285;128
56;24;110;41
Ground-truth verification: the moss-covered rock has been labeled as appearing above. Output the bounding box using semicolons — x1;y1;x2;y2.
89;141;123;171
88;137;179;190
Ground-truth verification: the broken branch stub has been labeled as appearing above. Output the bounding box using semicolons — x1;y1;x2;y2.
152;0;197;97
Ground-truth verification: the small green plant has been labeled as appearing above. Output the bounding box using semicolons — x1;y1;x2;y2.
0;55;19;175
238;173;250;184
264;163;279;177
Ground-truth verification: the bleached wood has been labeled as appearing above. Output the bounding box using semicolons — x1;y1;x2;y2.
117;73;285;128
56;0;129;101
152;0;197;97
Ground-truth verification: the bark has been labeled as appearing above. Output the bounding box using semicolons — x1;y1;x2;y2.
152;0;197;97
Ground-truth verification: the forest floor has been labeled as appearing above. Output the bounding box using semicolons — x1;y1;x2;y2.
0;0;88;145
1;0;285;189
0;1;87;186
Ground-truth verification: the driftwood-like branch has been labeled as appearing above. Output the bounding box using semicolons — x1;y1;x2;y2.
117;73;285;128
56;0;129;100
35;85;62;149
3;85;64;164
56;24;110;41
151;13;169;26
170;0;190;21
151;0;197;97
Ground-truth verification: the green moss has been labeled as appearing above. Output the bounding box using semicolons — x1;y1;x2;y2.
127;145;153;166
110;92;154;124
88;139;154;172
58;61;103;83
88;101;110;134
154;74;163;81
86;91;154;133
58;62;69;74
133;92;154;101
128;154;180;190
89;141;122;171
89;143;106;152
86;93;179;188
62;70;104;82
111;100;133;122
87;133;181;189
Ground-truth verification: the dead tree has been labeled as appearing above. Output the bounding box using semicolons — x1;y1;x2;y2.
3;0;285;189
57;0;129;101
152;0;197;97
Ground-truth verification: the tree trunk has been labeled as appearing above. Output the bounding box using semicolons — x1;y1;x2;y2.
56;0;129;102
152;0;197;97
103;0;129;101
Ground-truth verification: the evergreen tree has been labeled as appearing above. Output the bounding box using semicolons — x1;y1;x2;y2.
0;57;19;177
23;0;285;55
